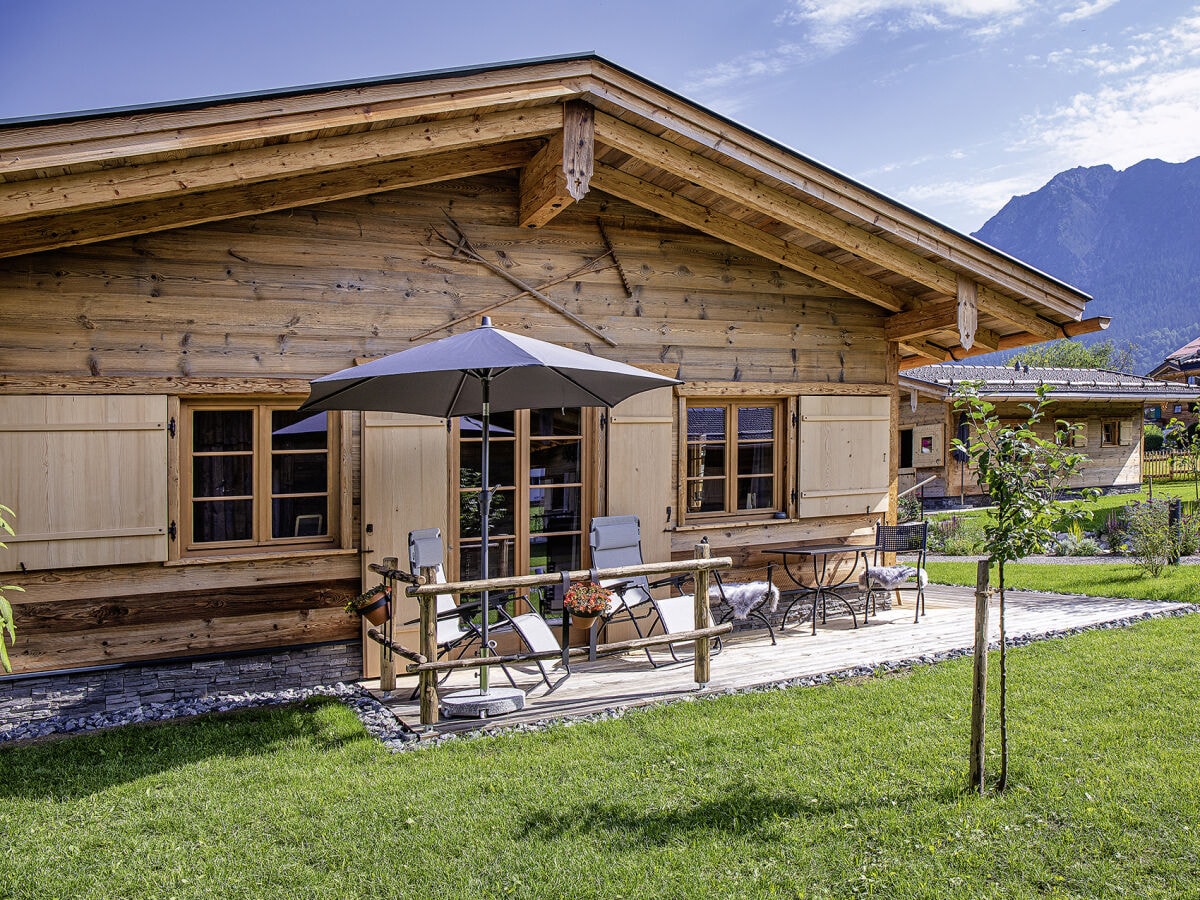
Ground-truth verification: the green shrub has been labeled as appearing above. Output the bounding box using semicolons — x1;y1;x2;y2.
1123;500;1180;576
896;493;923;523
1144;424;1164;452
927;514;987;555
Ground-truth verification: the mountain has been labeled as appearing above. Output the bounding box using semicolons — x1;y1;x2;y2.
970;156;1200;374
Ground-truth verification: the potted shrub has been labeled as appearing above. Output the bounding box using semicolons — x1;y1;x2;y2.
563;581;612;627
345;583;392;626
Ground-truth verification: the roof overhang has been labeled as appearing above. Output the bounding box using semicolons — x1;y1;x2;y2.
0;53;1101;367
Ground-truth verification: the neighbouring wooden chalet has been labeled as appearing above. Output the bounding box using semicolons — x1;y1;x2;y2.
899;364;1200;506
1146;336;1200;429
0;54;1107;697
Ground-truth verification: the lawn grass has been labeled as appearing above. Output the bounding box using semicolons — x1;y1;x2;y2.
3;616;1200;898
925;561;1200;603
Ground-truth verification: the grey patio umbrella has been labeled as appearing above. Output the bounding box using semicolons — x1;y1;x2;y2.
300;317;680;705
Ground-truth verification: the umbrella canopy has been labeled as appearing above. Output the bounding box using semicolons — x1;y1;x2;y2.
299;321;680;417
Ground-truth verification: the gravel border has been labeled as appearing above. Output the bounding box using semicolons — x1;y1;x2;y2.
4;603;1195;752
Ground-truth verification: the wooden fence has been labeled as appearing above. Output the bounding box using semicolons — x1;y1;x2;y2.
1142;450;1197;482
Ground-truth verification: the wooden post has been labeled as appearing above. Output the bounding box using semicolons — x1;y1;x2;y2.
418;564;439;728
968;559;990;794
693;541;711;688
378;557;399;692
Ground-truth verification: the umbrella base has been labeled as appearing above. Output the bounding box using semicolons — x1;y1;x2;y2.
440;686;526;719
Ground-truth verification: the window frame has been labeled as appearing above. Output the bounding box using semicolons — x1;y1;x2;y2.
681;397;786;523
1101;420;1119;447
177;398;341;558
450;408;598;581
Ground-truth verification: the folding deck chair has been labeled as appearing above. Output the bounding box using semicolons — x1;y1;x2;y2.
588;514;721;666
408;528;568;692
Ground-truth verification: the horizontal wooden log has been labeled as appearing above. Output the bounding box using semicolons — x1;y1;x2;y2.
364;627;427;664
408;556;733;599
403;622;734;673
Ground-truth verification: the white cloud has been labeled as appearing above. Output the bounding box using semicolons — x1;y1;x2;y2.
780;0;1037;50
1058;0;1120;25
1023;65;1200;169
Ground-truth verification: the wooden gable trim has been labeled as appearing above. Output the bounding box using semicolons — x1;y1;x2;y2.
0;106;561;227
593;111;957;297
591;163;908;312
578;62;1091;320
0;142;540;259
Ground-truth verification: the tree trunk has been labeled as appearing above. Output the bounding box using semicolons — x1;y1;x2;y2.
997;560;1009;792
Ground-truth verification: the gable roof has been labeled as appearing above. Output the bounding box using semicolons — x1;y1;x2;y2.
1147;336;1200;379
0;53;1106;368
902;364;1200;403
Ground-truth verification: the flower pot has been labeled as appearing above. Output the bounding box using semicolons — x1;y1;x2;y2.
355;589;392;626
570;613;598;628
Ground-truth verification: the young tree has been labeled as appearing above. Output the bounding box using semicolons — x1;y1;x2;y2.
953;383;1094;791
1164;417;1200;501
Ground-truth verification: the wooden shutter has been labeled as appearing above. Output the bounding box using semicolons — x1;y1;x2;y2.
361;411;449;676
1119;420;1133;446
797;395;890;518
606;387;674;564
0;395;168;572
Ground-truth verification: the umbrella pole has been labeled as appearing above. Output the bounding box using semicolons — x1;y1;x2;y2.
479;375;491;695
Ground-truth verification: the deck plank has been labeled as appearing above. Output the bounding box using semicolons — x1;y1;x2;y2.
368;585;1187;735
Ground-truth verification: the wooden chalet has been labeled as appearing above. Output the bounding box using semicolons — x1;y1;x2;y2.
1146;336;1200;429
0;54;1106;695
899;364;1200;506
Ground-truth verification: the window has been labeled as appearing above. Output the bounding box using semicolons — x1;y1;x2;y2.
1147;405;1162;421
898;428;914;470
1174;404;1184;414
1102;421;1119;446
181;402;337;554
455;408;594;579
685;400;783;518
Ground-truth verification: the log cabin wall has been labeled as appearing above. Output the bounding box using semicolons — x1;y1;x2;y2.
0;171;891;675
899;396;1144;507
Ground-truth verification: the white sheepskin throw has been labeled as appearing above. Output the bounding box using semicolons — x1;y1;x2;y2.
858;566;928;591
709;581;780;619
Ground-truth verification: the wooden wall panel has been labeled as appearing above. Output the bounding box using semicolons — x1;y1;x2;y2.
0;171;894;675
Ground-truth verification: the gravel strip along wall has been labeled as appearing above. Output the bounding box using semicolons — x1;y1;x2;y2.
1;605;1194;751
0;640;362;743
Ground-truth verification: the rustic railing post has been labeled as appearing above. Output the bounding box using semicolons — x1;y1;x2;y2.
418;564;439;728
693;541;711;689
379;557;398;692
968;559;991;794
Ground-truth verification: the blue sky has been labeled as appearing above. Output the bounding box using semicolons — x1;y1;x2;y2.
3;0;1199;233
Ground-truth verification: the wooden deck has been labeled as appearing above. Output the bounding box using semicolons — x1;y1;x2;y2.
368;586;1188;736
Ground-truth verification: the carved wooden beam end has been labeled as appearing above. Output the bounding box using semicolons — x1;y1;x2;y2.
518;100;594;228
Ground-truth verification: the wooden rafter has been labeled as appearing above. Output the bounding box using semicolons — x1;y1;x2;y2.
0;142;541;259
0;106;562;225
591;163;909;312
593;111;955;294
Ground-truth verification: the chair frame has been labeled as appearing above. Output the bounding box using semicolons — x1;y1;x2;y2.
407;528;567;694
864;521;929;624
588;515;721;667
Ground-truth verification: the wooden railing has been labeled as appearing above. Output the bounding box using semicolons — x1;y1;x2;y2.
1143;450;1198;481
371;544;733;727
